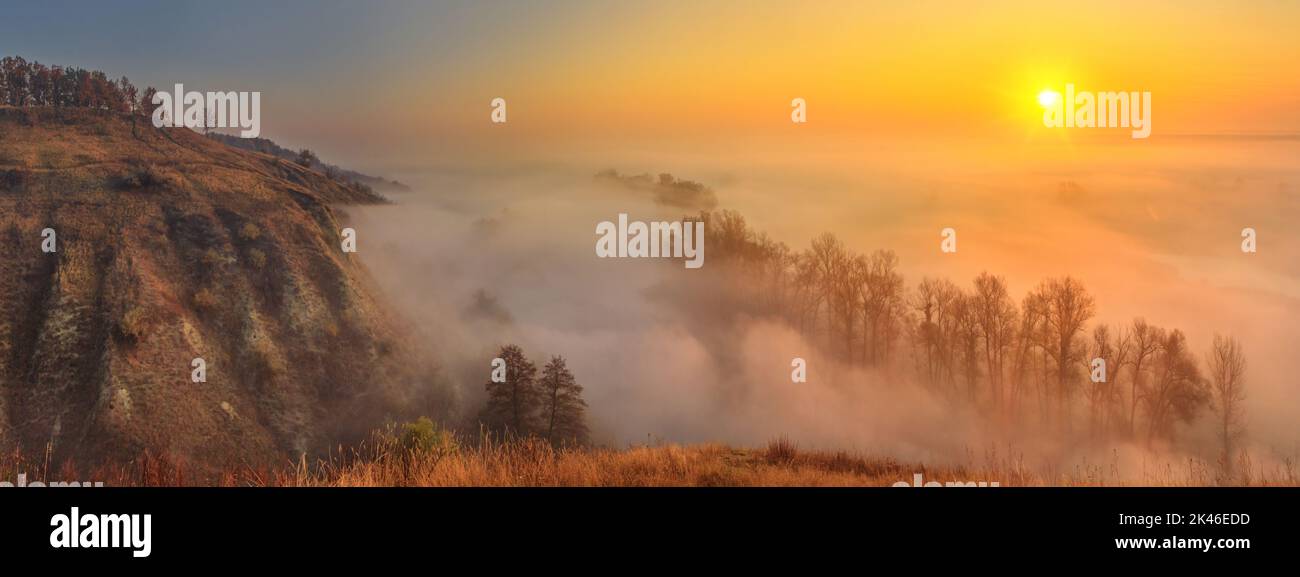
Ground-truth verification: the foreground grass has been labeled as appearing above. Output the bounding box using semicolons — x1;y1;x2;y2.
281;437;938;487
4;431;1295;487
277;437;1297;487
0;436;972;487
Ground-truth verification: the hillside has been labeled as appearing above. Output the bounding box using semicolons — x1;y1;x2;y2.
0;106;435;475
205;132;410;193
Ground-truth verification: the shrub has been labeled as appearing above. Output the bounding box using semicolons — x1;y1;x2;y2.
295;149;317;167
238;222;261;242
247;248;266;269
0;168;30;190
201;248;226;268
117;165;164;190
116;306;150;343
136;166;165;187
399;417;458;456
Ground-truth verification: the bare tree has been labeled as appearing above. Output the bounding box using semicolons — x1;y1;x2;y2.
953;292;982;402
793;251;823;338
1206;334;1247;480
1010;289;1047;420
910;277;960;392
806;233;853;360
1104;325;1131;433
1037;277;1095;427
1127;318;1161;437
972;272;1017;413
859;249;904;369
1086;324;1130;437
909;279;939;389
1143;330;1209;444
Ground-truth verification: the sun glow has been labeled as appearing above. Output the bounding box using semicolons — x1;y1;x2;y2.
1037;89;1061;108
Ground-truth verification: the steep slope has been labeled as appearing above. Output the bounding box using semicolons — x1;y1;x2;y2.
0;106;435;473
205;132;410;193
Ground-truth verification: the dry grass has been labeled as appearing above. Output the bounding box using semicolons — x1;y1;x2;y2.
4;428;1296;487
296;442;1297;487
274;432;928;487
260;426;1298;487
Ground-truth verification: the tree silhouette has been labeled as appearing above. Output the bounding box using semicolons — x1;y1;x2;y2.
296;149;318;168
859;249;904;369
972;272;1017;412
1126;318;1161;436
480;344;540;438
1086;324;1130;436
140;86;159;117
1206;334;1247;479
1143;329;1209;443
538;356;589;447
1037;277;1095;426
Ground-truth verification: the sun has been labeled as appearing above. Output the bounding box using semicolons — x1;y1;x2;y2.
1037;89;1061;108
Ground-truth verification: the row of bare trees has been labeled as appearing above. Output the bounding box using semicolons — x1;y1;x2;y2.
697;210;1248;469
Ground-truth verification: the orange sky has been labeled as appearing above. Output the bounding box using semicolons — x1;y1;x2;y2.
23;1;1291;166
368;0;1300;160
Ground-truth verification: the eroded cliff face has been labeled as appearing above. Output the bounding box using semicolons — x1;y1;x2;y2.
0;107;435;472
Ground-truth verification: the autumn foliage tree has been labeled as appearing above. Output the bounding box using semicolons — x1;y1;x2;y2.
0;55;152;114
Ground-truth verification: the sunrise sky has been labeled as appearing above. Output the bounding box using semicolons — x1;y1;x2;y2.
4;0;1299;168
